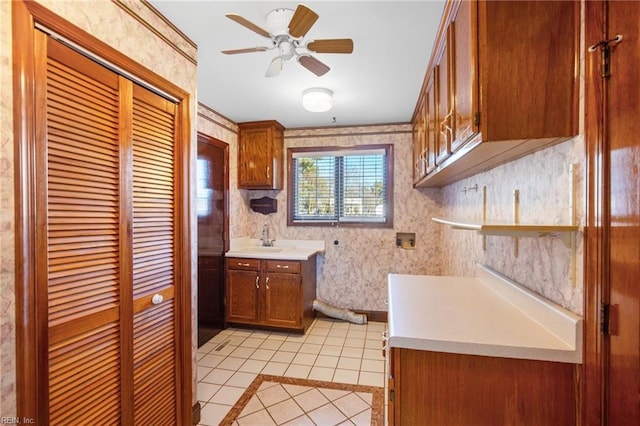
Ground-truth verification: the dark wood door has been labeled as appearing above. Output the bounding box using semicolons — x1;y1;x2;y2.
197;135;228;346
585;1;640;424
606;1;639;422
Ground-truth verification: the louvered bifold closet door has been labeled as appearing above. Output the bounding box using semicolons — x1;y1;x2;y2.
42;35;124;424
130;83;178;424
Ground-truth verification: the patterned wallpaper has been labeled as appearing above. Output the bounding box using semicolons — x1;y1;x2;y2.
242;125;444;312
195;118;444;313
439;137;585;314
1;0;198;416
197;112;585;316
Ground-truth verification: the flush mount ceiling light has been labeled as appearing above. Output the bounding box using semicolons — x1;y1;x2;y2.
302;88;333;112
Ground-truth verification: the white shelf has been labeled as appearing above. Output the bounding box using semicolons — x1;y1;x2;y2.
431;217;579;239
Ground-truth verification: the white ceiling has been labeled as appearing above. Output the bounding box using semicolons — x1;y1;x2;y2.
150;1;446;128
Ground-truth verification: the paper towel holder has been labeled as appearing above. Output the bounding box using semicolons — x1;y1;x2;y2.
250;196;277;215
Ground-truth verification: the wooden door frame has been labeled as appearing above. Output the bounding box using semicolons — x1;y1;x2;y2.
12;1;193;423
583;1;608;424
197;133;230;252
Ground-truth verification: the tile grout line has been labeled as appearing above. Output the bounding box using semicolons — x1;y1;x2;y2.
196;318;388;425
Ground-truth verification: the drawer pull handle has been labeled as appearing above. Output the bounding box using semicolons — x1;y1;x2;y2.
255;276;260;289
266;277;270;290
151;294;163;305
276;264;289;269
238;262;250;267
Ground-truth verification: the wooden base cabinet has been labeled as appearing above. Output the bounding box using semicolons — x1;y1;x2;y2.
226;257;316;332
387;348;578;425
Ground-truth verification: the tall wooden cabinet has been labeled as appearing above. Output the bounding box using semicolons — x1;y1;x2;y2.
15;16;191;424
411;0;578;187
237;120;285;189
226;257;316;332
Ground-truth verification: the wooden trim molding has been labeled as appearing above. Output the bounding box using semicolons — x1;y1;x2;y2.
12;0;39;419
583;1;607;424
198;101;238;132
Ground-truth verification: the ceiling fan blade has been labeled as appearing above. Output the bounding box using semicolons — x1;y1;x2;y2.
298;55;330;77
288;4;319;38
265;57;283;78
222;47;269;55
226;13;271;38
307;39;354;54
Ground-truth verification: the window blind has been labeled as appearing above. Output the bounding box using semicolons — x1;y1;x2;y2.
292;148;388;224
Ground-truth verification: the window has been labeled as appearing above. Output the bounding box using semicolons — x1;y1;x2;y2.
196;158;212;218
287;145;393;227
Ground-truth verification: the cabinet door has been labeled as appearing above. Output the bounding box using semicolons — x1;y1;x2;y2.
238;127;273;188
226;269;260;323
450;0;478;152
435;38;452;165
387;347;397;425
264;272;302;328
412;94;426;182
425;73;438;174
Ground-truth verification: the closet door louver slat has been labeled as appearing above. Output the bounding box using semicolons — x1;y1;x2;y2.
131;84;178;424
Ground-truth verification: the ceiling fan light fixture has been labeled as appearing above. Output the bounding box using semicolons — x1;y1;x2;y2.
266;8;293;36
303;88;333;112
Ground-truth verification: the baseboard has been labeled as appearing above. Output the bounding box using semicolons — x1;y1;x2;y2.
192;401;201;425
315;310;387;323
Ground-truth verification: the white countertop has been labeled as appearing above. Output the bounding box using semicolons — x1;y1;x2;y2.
387;265;583;364
225;237;325;260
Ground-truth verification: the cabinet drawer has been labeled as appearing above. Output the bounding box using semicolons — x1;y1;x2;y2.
227;257;261;271
265;260;301;273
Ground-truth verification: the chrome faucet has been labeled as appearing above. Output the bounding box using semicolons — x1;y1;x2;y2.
261;224;275;246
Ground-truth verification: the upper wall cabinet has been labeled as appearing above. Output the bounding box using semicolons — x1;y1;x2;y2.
238;120;285;189
412;0;578;187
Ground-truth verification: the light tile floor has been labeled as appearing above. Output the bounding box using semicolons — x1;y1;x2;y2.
197;318;388;426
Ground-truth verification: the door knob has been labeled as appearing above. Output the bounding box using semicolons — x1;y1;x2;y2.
151;294;163;305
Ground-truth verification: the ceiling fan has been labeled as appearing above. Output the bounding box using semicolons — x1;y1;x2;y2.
222;4;354;77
